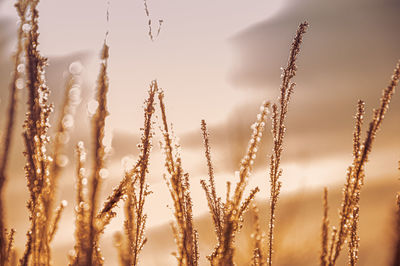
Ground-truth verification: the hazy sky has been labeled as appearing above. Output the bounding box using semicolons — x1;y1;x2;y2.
1;0;285;134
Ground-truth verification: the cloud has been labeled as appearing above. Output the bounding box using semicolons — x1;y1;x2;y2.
198;0;400;172
179;94;400;173
229;0;400;94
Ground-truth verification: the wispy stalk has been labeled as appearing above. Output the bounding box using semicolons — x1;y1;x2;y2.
158;90;199;266
267;21;308;266
97;84;157;266
119;81;157;266
348;206;359;266
0;1;28;263
69;47;113;265
70;142;89;265
251;204;265;266
346;101;363;266
143;0;163;41
4;229;16;265
207;100;269;265
328;60;400;265
87;41;110;266
200;120;223;243
20;0;57;264
48;201;67;243
320;188;329;266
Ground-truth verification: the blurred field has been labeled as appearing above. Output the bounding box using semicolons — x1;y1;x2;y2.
68;175;398;266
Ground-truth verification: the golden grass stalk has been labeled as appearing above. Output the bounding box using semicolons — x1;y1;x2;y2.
328;227;337;263
348;206;359;266
320;188;329;266
19;2;78;264
4;229;16;265
96;174;130;234
70;142;90;265
20;0;59;264
251;204;265;266
16;3;81;264
327;60;400;265
200;120;223;243
204;100;269;265
81;82;157;266
91;83;156;266
86;41;110;266
158;90;199;266
0;228;16;266
48;200;68;243
352;100;365;160
119;81;158;265
348;99;363;265
97;152;146;230
0;0;28;263
70;39;111;266
267;21;309;266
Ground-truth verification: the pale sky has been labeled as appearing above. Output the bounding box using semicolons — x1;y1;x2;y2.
1;0;285;135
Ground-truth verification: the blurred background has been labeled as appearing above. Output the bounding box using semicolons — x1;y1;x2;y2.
0;0;399;264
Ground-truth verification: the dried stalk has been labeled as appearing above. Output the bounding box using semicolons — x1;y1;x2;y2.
320;188;329;266
20;0;56;264
143;0;163;41
329;61;400;266
205;100;269;265
87;41;110;266
71;38;111;266
251;204;265;266
70;142;89;266
0;0;28;263
121;81;157;265
328;60;400;265
159;90;199;266
200;120;223;243
267;21;309;266
348;207;359;265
